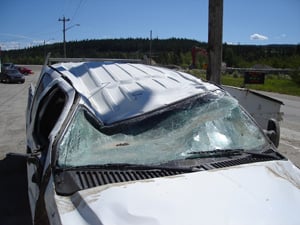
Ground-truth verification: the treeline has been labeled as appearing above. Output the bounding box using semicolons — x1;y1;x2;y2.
223;43;300;69
2;38;300;69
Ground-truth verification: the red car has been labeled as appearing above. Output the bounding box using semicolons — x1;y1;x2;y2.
17;66;34;75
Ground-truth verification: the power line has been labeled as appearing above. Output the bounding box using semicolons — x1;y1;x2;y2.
71;0;85;21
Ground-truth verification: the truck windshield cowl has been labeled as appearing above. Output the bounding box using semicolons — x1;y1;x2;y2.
57;91;268;168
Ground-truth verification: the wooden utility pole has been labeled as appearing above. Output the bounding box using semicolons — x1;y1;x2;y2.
207;0;223;84
58;16;70;58
149;30;152;65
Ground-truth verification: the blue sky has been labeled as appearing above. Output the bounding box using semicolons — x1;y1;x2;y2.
0;0;299;50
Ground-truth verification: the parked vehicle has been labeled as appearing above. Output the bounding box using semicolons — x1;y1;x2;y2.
17;66;34;75
26;57;300;225
1;63;33;75
0;69;25;83
1;62;15;73
2;62;15;70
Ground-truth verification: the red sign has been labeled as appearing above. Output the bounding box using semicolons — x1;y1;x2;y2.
244;71;265;84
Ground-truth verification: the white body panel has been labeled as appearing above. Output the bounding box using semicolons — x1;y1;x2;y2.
54;160;300;225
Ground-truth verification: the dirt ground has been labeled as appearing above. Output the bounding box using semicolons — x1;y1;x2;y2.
0;65;299;225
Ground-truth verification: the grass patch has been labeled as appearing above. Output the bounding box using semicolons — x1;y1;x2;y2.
187;69;300;96
222;74;300;96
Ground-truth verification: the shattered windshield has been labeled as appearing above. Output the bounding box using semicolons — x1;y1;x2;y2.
57;91;268;168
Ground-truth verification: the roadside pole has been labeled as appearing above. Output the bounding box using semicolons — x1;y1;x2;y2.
58;16;70;58
0;47;2;73
207;0;223;84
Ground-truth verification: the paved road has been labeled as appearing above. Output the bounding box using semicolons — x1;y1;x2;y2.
0;65;41;225
0;65;40;159
0;65;299;225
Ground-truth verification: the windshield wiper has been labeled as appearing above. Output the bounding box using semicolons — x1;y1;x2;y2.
243;149;284;160
58;150;284;173
186;148;283;160
186;149;244;159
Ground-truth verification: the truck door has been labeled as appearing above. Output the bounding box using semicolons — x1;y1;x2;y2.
27;80;75;224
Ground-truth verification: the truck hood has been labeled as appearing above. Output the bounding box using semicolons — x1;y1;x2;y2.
55;160;300;225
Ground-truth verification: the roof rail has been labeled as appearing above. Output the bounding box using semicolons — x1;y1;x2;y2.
47;56;143;65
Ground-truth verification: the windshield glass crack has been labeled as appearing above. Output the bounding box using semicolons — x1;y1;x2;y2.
57;91;268;168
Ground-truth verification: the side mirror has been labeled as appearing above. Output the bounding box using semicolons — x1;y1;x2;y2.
264;118;280;148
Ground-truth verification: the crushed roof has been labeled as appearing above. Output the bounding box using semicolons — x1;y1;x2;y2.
52;62;219;124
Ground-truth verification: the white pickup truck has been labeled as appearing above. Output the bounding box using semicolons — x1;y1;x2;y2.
25;57;300;225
